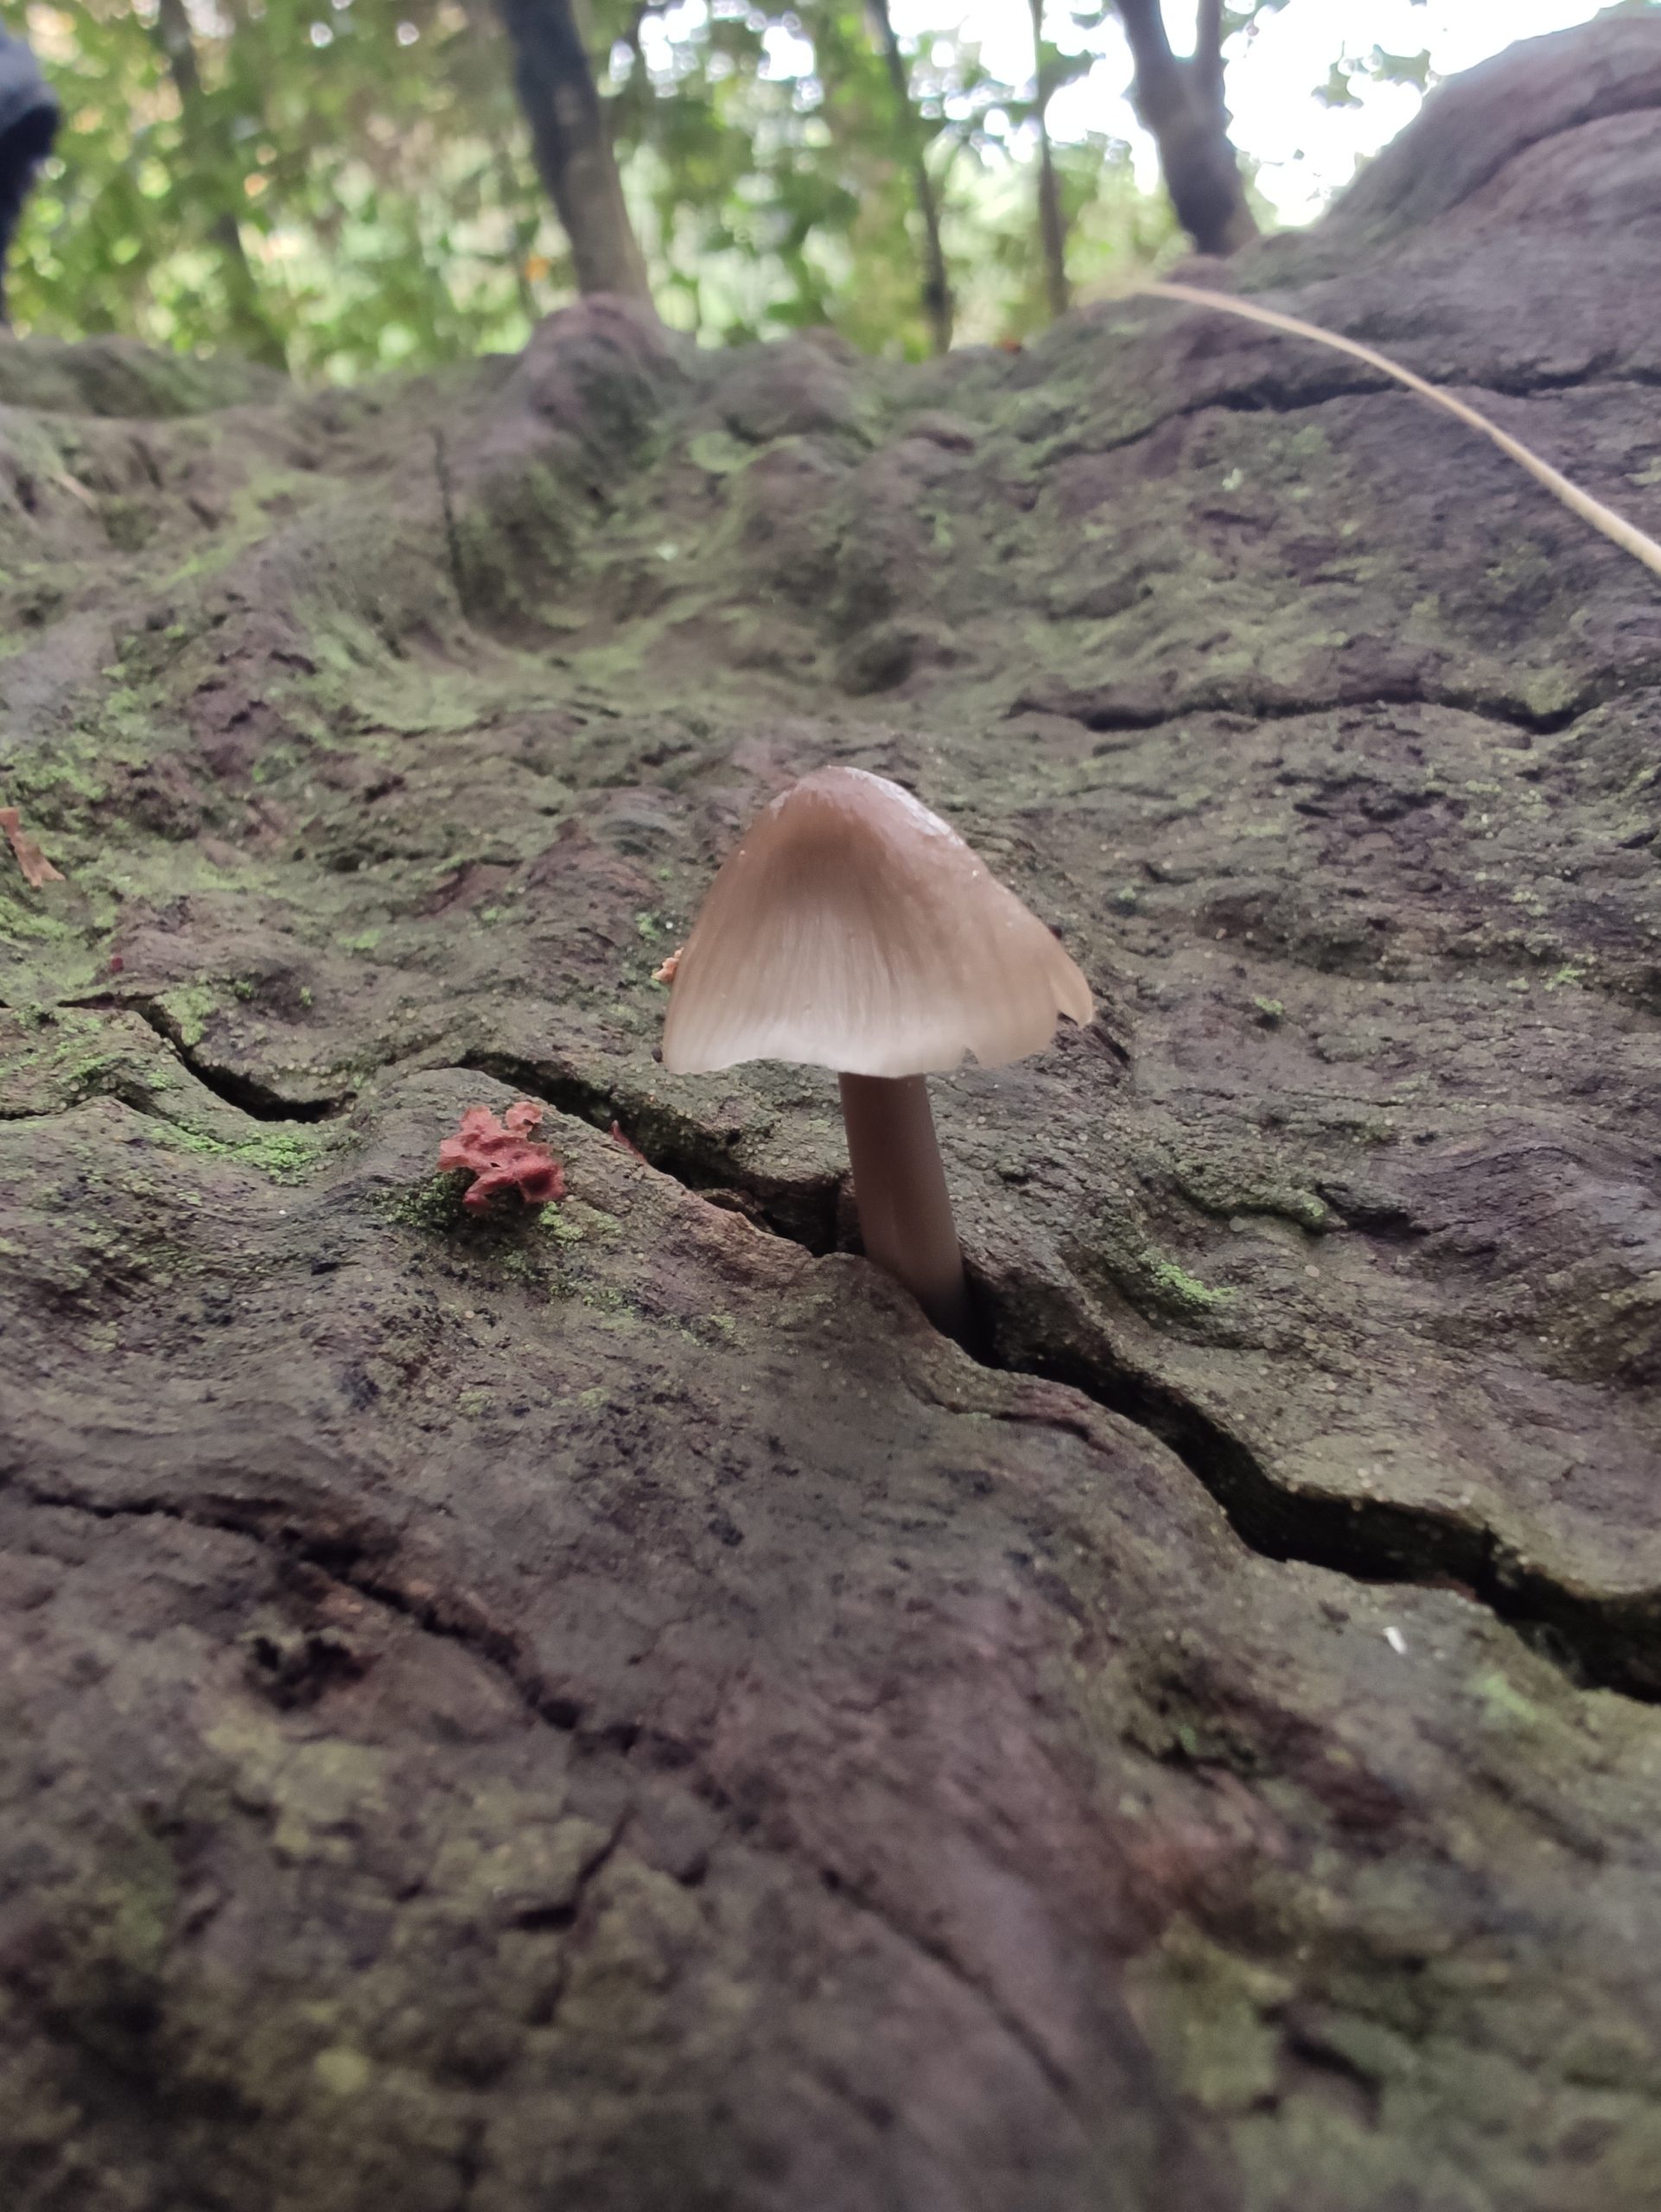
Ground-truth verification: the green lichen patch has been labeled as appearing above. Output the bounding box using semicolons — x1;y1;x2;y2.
377;1171;577;1303
1142;1257;1234;1314
151;1123;334;1185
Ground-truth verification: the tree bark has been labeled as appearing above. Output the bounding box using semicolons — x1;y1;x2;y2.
496;0;654;305
867;0;952;354
5;23;1661;2210
150;0;289;371
0;29;56;323
1116;0;1257;257
1029;0;1070;320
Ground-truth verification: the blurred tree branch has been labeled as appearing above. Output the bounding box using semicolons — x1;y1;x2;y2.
866;0;951;353
1028;0;1069;320
150;0;289;369
1113;0;1257;256
497;0;653;303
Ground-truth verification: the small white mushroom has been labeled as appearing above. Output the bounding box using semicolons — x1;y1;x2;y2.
661;766;1092;1342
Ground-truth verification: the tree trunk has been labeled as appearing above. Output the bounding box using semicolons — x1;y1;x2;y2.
4;22;1661;2212
1029;0;1070;320
150;0;289;371
867;0;952;354
1117;0;1257;256
497;0;653;305
0;29;57;323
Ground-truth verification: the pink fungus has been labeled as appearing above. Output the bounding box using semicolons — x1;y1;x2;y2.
437;1101;567;1211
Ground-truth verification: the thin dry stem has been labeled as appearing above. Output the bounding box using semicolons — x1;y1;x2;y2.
1121;278;1661;584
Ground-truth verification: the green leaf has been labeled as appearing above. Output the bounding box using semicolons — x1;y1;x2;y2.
1314;60;1363;111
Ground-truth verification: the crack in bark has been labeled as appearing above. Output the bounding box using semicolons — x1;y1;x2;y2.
2;1470;1086;2116
441;1060;1661;1706
1186;362;1661;410
826;1869;1079;2109
1036;359;1661;477
0;1473;589;1738
459;1050;843;1251
981;1312;1661;1703
1010;678;1598;740
58;992;351;1122
431;426;473;625
11;1039;1658;1706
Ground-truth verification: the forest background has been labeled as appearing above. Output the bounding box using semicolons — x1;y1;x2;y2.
6;0;1646;384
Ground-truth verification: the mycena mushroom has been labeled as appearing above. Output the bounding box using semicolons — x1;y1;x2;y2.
661;766;1092;1343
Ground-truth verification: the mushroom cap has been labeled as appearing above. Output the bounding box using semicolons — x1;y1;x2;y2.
661;766;1094;1077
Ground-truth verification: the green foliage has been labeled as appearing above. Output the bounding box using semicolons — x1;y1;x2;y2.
1314;59;1364;111
598;0;1159;357
1316;41;1435;111
13;0;1174;376
12;5;1621;378
17;0;558;378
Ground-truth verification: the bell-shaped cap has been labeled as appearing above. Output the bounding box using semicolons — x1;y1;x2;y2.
661;766;1093;1077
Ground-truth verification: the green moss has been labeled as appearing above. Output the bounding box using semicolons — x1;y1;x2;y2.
1473;1669;1542;1732
0;1007;162;1111
156;983;223;1049
1127;1919;1290;2115
0;883;88;949
206;1713;391;1865
42;1822;181;2050
380;1175;574;1290
0;335;280;417
1144;1257;1231;1313
99;497;160;554
1485;539;1552;594
313;2045;374;2097
157;1124;332;1185
685;429;753;476
1168;1148;1327;1234
6;733;112;814
1518;665;1584;721
454;459;582;627
381;1173;474;1235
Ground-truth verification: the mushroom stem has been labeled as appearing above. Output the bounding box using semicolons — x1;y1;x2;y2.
838;1073;971;1343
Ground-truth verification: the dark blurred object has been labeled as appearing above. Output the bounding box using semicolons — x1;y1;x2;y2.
0;25;59;322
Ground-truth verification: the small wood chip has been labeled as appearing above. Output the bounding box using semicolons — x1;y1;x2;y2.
0;806;65;887
610;1122;648;1162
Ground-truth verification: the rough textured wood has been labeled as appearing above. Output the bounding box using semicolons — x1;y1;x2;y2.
2;20;1659;2208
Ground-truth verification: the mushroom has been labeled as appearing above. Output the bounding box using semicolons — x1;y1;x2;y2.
661;766;1092;1342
